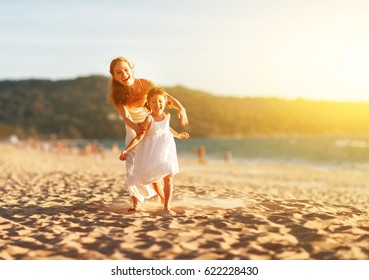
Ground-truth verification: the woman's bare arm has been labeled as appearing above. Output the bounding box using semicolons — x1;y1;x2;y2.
114;104;145;135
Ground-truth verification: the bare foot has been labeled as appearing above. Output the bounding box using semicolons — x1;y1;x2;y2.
128;206;139;212
164;206;171;212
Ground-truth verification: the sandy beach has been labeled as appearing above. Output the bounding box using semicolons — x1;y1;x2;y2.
1;143;369;260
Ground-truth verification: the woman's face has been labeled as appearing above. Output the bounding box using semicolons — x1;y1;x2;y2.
113;61;134;86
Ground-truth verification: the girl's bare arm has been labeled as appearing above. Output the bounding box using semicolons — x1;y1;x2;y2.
170;127;190;139
166;94;188;127
120;116;151;160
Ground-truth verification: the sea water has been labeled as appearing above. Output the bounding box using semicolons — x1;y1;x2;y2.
97;135;369;171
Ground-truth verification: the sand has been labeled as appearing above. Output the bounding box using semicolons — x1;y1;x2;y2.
1;143;369;260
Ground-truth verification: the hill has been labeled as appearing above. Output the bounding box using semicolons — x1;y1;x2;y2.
1;76;369;139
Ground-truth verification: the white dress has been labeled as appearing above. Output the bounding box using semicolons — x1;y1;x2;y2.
125;107;157;202
128;113;179;186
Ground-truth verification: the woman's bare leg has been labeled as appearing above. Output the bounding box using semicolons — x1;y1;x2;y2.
129;196;139;211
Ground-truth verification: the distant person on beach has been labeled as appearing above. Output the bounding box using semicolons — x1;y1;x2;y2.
225;150;233;164
198;145;206;164
119;87;189;211
111;143;119;153
108;57;188;211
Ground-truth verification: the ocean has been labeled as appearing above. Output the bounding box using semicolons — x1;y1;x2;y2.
98;135;369;171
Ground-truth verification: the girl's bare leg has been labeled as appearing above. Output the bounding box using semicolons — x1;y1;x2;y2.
163;175;173;211
152;181;165;205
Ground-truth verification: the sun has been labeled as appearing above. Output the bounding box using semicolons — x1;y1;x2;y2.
342;40;369;84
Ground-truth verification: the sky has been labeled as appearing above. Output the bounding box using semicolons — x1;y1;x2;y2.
1;0;369;102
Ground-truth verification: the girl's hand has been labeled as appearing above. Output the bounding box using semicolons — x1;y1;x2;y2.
119;150;129;161
178;132;190;139
177;108;189;127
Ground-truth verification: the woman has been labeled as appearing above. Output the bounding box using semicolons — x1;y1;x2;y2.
108;57;188;211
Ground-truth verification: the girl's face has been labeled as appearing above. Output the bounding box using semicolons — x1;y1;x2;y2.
148;94;166;115
113;61;134;86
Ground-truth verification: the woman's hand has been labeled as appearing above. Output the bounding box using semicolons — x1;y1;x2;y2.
132;122;146;135
177;108;189;127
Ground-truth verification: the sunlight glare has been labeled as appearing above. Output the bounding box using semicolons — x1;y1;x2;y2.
343;41;369;84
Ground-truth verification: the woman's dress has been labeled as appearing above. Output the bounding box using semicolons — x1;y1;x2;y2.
125;106;157;202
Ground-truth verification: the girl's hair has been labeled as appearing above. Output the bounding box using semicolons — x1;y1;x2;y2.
145;87;168;109
107;57;134;106
147;87;167;100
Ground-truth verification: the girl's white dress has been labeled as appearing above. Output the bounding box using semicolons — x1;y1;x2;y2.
125;106;157;202
127;113;179;186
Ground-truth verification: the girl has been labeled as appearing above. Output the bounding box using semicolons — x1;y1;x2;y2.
108;57;188;211
119;87;189;211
